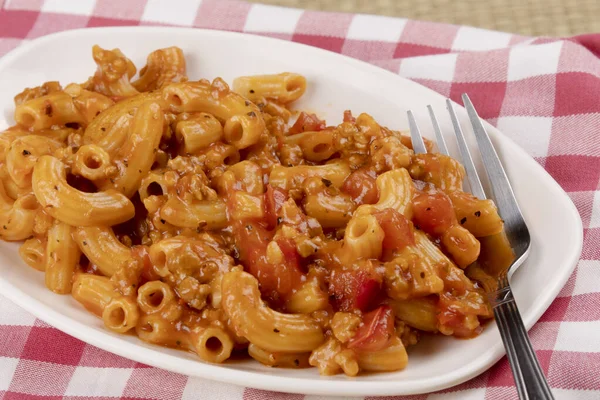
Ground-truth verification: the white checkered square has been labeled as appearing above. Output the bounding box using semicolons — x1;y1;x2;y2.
346;14;407;42
64;366;133;397
41;0;96;15
141;0;203;26
572;260;600;296
399;53;457;81
590;191;600;228
182;378;245;400
507;41;563;81
452;26;511;51
496;116;553;157
429;388;487;399
555;320;600;352
0;357;20;391
0;296;36;326
244;4;303;34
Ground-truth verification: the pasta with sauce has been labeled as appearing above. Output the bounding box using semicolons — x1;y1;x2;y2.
0;45;510;376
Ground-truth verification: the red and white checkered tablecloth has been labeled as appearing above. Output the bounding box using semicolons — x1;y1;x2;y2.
0;0;599;399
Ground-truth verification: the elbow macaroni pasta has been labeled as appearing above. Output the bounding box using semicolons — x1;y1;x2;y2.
1;46;505;376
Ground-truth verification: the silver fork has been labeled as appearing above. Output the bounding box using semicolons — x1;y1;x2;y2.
407;94;554;400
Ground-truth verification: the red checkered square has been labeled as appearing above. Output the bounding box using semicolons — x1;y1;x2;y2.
544;155;600;192
536;350;555;375
454;49;509;82
294;10;353;37
77;344;136;368
558;41;600;76
20;326;85;365
555;72;600;116
87;17;140;27
393;42;450;58
243;389;304;399
26;12;88;39
292;34;346;53
0;326;31;358
547;352;600;390
563;293;600;321
487;357;513;387
539;296;571;322
582;228;600;260
92;0;146;20
500;75;556;116
122;368;187;399
0;10;39;38
194;0;251;31
450;81;507;119
8;360;75;396
548;114;600;157
341;39;396;61
3;0;43;10
399;20;459;49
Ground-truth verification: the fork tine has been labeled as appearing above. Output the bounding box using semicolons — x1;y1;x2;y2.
407;110;428;154
427;105;449;156
446;99;487;200
461;94;528;239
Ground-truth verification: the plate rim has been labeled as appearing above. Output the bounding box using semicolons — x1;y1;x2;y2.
0;26;584;397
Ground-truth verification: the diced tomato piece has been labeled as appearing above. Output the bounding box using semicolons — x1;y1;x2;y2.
348;305;395;352
288;112;326;135
412;191;456;236
343;110;356;123
264;184;289;229
233;221;303;303
341;169;379;205
373;208;415;255
328;267;382;312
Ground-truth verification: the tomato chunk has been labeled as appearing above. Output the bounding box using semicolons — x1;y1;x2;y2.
341;169;379;205
233;221;303;303
412;191;456;236
373;208;415;255
328;267;382;312
264;184;289;229
289;112;326;135
348;305;395;352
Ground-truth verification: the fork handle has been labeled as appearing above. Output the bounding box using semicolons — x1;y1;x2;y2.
494;286;554;400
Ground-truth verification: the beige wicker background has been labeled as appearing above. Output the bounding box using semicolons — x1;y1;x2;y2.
248;0;600;36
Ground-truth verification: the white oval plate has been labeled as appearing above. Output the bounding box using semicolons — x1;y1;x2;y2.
0;27;582;397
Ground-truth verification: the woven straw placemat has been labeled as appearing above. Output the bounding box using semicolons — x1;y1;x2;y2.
248;0;599;36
